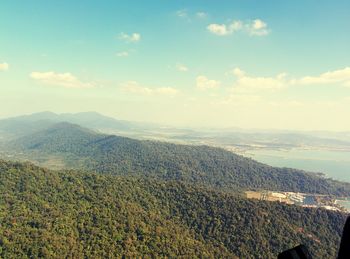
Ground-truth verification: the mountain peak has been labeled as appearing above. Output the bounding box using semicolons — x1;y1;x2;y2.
45;121;98;134
10;111;59;121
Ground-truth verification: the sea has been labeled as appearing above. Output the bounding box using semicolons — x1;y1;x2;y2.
244;149;350;210
245;149;350;183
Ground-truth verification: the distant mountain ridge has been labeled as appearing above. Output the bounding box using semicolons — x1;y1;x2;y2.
6;122;350;196
2;112;350;152
0;112;136;139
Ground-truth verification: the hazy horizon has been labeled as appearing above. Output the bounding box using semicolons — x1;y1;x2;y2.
1;1;350;131
3;110;350;134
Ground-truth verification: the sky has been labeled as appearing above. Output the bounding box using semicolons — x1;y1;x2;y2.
1;0;350;131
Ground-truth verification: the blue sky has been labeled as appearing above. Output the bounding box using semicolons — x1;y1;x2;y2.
1;0;350;130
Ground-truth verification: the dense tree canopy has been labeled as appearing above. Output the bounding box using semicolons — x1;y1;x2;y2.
0;160;347;258
8;123;350;196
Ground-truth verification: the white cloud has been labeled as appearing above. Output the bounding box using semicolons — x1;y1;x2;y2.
154;87;179;95
176;9;189;19
30;71;94;88
232;68;246;77
231;68;288;93
121;81;151;95
119;32;141;43
196;12;208;18
177;9;208;21
207;24;229;36
251;19;266;30
121;81;178;96
230;20;243;32
0;62;9;71
298;67;350;87
207;19;269;37
229;67;350;94
247;19;269;36
196;75;221;90
176;63;189;72
116;51;129;57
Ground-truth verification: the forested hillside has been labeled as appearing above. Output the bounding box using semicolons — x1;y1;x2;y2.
7;123;350;196
0;160;346;258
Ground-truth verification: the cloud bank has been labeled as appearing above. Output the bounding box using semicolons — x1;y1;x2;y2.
196;76;221;90
119;33;141;43
121;81;178;96
207;19;269;36
30;71;94;88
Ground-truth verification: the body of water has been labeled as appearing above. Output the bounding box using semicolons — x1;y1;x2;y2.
244;149;350;183
336;199;350;211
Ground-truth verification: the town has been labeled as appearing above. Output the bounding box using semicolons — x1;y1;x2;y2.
245;190;350;213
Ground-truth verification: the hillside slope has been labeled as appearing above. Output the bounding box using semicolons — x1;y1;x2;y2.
0;160;346;258
7;123;350;196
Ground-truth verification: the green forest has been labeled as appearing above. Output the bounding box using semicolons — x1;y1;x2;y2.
0;160;347;258
7;122;350;196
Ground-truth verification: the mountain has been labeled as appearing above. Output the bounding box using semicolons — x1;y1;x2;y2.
6;122;350;196
0;116;53;141
54;111;134;131
0;160;346;258
0;112;136;140
3;112;350;152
